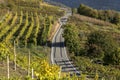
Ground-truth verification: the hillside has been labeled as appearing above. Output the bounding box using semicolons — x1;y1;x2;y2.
1;0;120;80
63;12;120;79
0;0;65;79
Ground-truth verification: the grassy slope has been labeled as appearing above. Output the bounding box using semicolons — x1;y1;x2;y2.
68;14;120;45
67;14;120;79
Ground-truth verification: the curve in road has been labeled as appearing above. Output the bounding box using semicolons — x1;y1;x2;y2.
51;10;80;76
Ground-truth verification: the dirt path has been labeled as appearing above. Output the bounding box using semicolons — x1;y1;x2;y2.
48;21;60;41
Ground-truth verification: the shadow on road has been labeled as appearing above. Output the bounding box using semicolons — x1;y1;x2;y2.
52;42;65;47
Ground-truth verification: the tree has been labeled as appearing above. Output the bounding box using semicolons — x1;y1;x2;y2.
77;4;120;24
85;31;118;60
77;4;90;16
104;48;120;65
77;4;98;18
112;13;120;25
63;24;81;55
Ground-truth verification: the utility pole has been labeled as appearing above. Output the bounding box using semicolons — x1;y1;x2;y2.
32;67;34;79
28;50;31;76
7;56;10;79
14;41;16;71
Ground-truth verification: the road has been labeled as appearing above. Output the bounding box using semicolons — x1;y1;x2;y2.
51;9;80;76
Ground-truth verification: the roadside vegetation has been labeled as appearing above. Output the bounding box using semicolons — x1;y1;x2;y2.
63;10;120;79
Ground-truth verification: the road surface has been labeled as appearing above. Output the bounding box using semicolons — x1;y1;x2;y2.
51;10;80;76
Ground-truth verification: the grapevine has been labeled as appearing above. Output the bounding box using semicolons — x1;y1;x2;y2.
16;12;29;42
32;12;40;45
0;13;13;30
24;13;34;47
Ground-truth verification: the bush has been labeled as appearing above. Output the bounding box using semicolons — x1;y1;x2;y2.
85;31;119;64
104;48;120;65
63;24;81;55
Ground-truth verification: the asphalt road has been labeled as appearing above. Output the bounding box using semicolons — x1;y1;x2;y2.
51;10;80;76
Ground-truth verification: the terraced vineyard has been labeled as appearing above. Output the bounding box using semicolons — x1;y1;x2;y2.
0;0;66;79
0;0;64;46
0;11;54;48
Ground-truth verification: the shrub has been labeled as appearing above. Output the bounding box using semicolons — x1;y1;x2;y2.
63;24;81;55
85;31;119;64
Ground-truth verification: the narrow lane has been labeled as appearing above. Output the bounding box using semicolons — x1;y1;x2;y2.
51;10;80;76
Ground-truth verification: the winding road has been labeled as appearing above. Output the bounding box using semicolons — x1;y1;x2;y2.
51;9;80;76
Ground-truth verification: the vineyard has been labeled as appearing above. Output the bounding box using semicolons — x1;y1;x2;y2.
0;11;54;47
0;0;64;47
0;0;66;79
